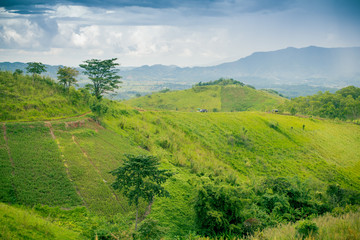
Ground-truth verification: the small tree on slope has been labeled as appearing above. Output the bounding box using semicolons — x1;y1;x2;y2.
110;154;172;231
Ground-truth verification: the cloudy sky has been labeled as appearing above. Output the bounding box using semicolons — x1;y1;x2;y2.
0;0;359;67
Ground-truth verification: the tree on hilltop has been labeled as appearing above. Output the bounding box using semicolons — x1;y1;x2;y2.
26;62;46;82
79;58;122;99
110;154;172;231
57;66;79;89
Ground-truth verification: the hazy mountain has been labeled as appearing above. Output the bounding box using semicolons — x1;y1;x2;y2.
121;46;360;97
1;46;359;98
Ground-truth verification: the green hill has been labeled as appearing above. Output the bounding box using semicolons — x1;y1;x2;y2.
1;75;360;239
125;84;286;112
2;108;360;238
0;71;90;121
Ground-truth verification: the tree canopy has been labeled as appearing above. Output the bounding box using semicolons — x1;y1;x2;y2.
26;62;46;81
79;58;122;99
57;66;79;88
110;154;172;231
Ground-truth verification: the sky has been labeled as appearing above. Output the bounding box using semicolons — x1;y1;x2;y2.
0;0;359;67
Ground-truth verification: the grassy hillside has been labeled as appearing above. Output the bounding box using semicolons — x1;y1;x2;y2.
0;71;90;121
0;122;81;206
1;102;360;238
0;203;81;240
125;84;286;112
1;76;360;239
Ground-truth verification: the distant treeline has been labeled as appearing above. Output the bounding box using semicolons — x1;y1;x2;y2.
196;78;245;87
281;86;360;120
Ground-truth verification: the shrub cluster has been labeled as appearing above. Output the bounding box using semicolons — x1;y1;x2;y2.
194;176;360;238
281;86;360;120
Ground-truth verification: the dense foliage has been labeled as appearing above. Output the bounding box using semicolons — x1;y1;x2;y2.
194;176;359;238
281;86;360;120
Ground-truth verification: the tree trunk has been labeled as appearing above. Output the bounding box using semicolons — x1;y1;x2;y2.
135;206;139;231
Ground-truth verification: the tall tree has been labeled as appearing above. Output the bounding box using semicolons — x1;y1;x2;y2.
110;154;172;231
79;58;122;99
57;66;79;88
26;62;46;82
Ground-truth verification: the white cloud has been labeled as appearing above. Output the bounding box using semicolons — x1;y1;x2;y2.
71;25;100;48
51;5;91;18
43;48;63;55
0;18;45;48
0;2;359;67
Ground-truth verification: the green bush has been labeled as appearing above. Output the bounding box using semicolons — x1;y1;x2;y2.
295;220;318;239
194;182;245;236
137;218;165;240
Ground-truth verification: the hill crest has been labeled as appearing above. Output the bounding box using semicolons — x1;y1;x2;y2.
125;82;286;112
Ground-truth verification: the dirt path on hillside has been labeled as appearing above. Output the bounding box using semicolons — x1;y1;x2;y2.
71;135;123;208
2;123;18;200
44;121;88;206
2;124;15;170
0;111;92;124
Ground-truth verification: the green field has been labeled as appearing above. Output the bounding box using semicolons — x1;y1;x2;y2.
50;119;147;216
125;84;286;112
2;122;81;206
0;124;14;203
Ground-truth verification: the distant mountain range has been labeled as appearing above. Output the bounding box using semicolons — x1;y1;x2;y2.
1;46;359;98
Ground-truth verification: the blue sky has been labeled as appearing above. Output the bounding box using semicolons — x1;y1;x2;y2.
0;0;359;66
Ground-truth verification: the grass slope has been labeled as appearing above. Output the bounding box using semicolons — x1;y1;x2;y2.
104;110;360;189
50;119;147;216
125;85;285;112
0;71;90;121
0;203;81;240
1;102;360;238
1;122;81;206
100;108;360;236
